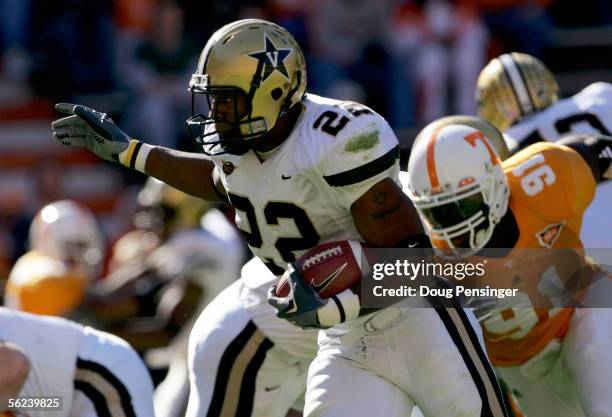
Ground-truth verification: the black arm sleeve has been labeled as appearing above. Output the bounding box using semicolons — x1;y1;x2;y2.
557;133;612;183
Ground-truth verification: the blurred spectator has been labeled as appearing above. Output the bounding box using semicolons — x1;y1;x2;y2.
392;0;488;124
177;0;266;42
0;194;31;268
120;1;197;149
0;231;14;300
0;0;32;83
113;0;159;83
266;0;312;51
306;0;414;127
33;160;65;208
476;0;554;57
27;0;116;98
548;0;612;27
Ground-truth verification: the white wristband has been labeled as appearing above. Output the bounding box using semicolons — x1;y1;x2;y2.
317;289;361;327
118;140;154;173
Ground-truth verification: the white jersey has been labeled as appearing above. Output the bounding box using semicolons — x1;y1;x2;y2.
504;82;612;250
505;82;612;151
208;94;400;277
0;308;84;416
0;308;155;417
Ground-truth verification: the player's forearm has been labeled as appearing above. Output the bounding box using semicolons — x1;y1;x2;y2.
145;146;223;201
351;178;426;247
0;343;30;404
558;133;612;183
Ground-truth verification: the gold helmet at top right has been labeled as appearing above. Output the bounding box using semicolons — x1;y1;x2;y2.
476;52;560;132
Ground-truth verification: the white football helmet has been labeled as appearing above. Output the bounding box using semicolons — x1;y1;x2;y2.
29;200;105;278
407;121;509;256
187;19;307;155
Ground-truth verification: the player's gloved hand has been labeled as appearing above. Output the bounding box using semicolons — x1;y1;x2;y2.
268;265;329;330
51;103;134;164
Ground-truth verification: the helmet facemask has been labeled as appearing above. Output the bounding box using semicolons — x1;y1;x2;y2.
186;19;307;157
407;122;510;258
187;78;265;156
411;167;507;257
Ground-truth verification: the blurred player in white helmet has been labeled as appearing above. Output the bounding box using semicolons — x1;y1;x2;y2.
0;307;154;416
5;200;104;316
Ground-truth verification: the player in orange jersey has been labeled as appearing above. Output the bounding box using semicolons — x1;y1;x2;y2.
406;116;612;417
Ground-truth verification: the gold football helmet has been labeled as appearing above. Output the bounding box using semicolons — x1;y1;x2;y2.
187;19;307;155
476;52;559;132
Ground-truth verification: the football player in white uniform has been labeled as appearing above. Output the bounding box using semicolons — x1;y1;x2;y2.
187;257;318;417
0;307;155;417
476;52;612;249
51;19;509;417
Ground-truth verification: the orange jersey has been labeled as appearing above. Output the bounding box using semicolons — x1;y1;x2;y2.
481;142;596;366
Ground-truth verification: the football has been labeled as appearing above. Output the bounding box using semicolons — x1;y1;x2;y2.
275;240;366;299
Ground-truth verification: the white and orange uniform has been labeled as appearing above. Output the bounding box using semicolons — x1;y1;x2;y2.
477;142;612;417
4;250;88;316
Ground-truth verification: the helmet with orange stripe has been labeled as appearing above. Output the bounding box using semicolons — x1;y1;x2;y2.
406;117;509;256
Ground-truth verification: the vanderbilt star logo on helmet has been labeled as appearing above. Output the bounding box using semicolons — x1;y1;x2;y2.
247;33;293;81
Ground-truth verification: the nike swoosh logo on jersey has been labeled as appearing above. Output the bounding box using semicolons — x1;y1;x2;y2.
281;174;292;180
310;262;348;293
265;385;281;392
408;242;419;247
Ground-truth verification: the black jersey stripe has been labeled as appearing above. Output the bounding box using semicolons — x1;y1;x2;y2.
323;145;399;187
75;358;137;417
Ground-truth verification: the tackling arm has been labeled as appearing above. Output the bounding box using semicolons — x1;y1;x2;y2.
557;133;612;183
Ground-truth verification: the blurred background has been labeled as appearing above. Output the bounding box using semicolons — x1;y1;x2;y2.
1;1;612;409
1;0;612;272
